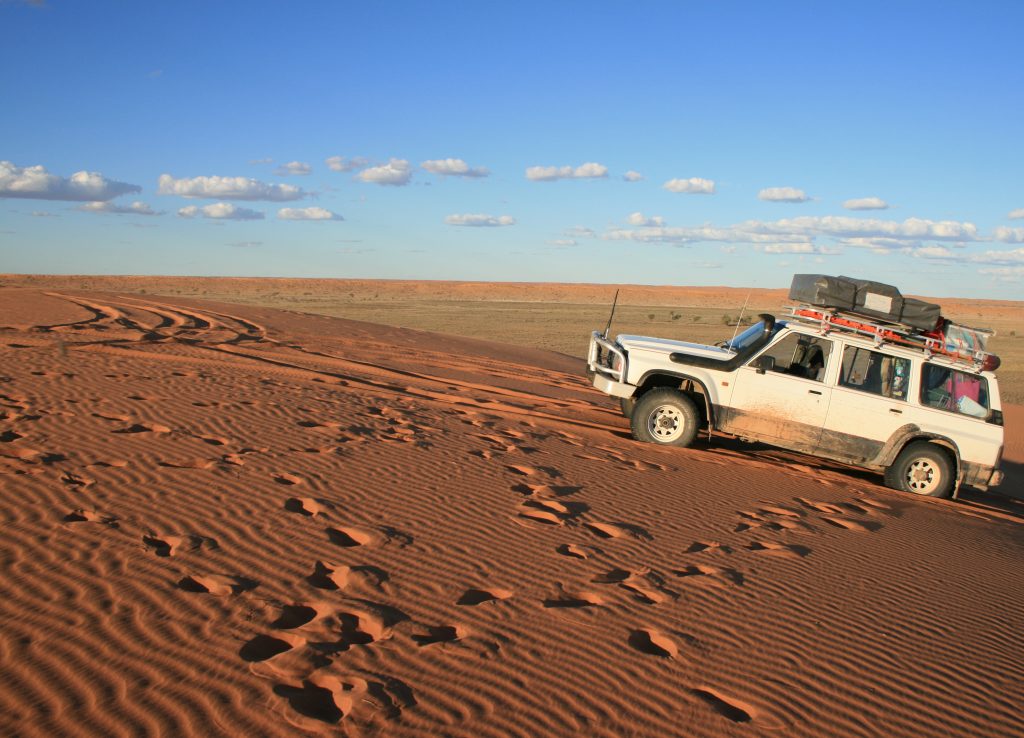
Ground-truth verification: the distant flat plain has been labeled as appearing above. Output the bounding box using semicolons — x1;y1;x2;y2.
3;274;1021;403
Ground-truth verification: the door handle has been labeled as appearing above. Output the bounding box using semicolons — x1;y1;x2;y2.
889;408;902;414
808;389;822;395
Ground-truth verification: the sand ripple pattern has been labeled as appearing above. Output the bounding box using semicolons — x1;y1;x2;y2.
1;289;1022;738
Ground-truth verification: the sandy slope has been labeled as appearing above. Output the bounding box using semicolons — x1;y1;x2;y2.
1;288;1022;738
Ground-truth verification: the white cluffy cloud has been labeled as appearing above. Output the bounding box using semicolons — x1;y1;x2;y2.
525;162;608;181
421;158;489;178
79;201;162;215
980;266;1024;281
274;161;312;176
622;170;644;182
627;212;666;227
603;215;982;253
325;156;370;172
158;174;303;201
663;177;715;194
278;207;343;221
1008;208;1024;220
0;161;141;202
178;203;264;220
357;158;412;186
759;187;810;203
993;226;1024;243
757;243;840;255
843;197;889;210
444;213;515;227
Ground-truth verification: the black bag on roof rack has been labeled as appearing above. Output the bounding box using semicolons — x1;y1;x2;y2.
899;298;942;331
788;274;856;310
790;274;942;331
838;276;905;324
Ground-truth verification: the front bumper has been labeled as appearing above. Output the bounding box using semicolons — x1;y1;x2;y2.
589;370;636;399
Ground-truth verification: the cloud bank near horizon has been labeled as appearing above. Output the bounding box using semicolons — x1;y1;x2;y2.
1;161;141;202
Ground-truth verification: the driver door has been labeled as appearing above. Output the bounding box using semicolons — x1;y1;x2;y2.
721;332;835;451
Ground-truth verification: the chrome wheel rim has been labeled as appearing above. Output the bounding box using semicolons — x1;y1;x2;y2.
647;404;685;443
906;459;940;494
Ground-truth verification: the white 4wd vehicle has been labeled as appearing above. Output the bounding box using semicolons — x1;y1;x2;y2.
587;288;1005;499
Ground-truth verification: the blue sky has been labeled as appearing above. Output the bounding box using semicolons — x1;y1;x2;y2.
2;1;1023;298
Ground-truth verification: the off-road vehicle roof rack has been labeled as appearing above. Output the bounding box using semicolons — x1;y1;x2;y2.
786;304;1000;372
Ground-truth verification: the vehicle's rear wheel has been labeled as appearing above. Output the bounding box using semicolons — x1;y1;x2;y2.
630;388;700;448
884;441;955;498
619;396;636;419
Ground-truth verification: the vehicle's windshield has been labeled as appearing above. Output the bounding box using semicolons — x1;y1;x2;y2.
724;320;777;352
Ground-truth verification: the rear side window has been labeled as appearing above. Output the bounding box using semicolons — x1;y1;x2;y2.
839;346;910;400
920;364;990;418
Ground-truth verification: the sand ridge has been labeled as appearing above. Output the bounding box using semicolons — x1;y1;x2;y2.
1;288;1023;737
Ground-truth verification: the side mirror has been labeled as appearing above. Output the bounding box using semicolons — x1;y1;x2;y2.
753;355;775;374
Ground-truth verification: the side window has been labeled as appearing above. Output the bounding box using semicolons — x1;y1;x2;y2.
754;334;832;381
920;364;990;418
839;346;910;400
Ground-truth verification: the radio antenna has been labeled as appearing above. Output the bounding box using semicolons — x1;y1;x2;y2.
728;292;751;350
603;289;620;339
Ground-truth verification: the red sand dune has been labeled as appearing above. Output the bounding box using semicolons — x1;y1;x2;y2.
1;288;1022;737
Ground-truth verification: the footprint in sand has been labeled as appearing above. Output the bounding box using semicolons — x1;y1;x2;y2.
271;603;327;630
456;587;513;606
307;561;389;591
273;674;415;727
628;629;679;658
284;497;331;516
510;482;583;498
795;498;847;515
542;589;605;609
159;458;216;470
86;458;129;468
63;509;118;527
673;564;745;587
195;434;230;447
692;687;755;723
506;464;563;479
585;521;652;541
178;573;258;596
746;541;812;559
821;516;883;533
684;541;734;555
143;533;218;557
0;430;24;443
555;543;600;560
326;526;413;549
412;624;466;646
92;412;131;422
273;472;303;485
297;419;343;430
60;471;96;488
114;422;172;434
515;499;589;526
594;568;677;604
734;511;812;534
240;632;306;662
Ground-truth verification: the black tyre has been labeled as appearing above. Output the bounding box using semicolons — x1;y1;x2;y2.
884;442;955;498
619;396;636;419
630;388;700;448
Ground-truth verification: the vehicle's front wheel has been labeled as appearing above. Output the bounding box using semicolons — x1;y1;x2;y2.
630;388;700;448
884;442;955;498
